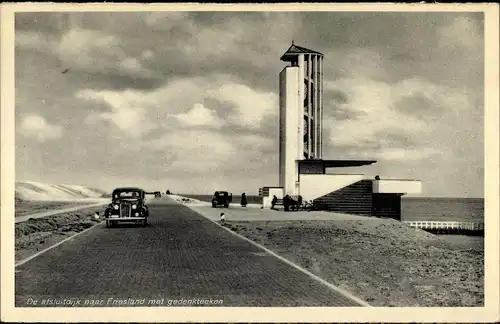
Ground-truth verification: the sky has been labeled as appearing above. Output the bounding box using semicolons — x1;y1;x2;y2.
14;11;484;197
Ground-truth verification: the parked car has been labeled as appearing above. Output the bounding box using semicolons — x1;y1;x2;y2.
104;187;149;227
211;191;232;208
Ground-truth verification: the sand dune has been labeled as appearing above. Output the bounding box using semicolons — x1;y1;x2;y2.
16;180;108;202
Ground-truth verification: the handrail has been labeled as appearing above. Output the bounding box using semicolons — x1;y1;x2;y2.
403;220;484;231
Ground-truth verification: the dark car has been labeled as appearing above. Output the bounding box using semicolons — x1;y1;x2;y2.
104;187;149;227
212;191;232;208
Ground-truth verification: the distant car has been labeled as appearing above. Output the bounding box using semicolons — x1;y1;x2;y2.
212;191;232;208
104;187;149;227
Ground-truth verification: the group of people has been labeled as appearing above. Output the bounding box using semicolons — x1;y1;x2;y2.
271;194;303;211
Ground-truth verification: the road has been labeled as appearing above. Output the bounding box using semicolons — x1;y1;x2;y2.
15;196;363;307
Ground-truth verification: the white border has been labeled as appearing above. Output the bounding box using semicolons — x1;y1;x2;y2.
1;3;499;323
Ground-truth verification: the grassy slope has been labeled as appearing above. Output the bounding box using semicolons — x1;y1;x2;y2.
223;219;484;307
14;201;101;217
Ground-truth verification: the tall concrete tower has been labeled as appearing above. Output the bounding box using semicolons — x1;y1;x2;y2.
278;42;324;196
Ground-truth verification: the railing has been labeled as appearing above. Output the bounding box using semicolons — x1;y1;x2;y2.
403;220;484;234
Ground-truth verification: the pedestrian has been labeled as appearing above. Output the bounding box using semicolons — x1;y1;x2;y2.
283;194;291;212
220;212;226;224
240;193;247;207
297;195;303;210
271;195;278;210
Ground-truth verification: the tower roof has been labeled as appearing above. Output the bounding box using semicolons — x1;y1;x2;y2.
280;42;323;62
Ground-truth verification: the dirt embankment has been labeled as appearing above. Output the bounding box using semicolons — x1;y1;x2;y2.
222;219;484;307
15;206;104;263
15;201;103;218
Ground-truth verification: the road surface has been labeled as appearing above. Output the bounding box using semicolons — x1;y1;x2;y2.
15;196;363;307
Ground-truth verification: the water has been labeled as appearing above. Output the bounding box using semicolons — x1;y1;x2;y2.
178;194;484;223
401;197;484;222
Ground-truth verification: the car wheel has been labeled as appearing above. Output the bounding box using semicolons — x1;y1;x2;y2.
212;203;216;208
106;220;110;228
224;204;229;208
142;219;148;227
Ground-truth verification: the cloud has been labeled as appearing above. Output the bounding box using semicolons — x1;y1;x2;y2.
145;129;235;171
58;28;123;70
171;103;224;128
19;114;63;142
118;57;157;78
76;75;278;134
76;89;156;138
140;49;155;60
437;16;482;50
74;76;278;175
15;30;58;53
207;83;278;128
345;147;442;162
324;75;474;161
18;26;160;82
144;12;192;29
142;128;274;176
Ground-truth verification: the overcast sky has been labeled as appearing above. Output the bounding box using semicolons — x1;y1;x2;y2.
14;11;484;197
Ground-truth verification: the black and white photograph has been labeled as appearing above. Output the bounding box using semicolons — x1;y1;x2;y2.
1;3;499;323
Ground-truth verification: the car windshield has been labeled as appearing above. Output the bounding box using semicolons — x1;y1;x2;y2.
215;192;228;196
114;191;140;199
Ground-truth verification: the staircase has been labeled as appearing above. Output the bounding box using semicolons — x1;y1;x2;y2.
313;180;374;216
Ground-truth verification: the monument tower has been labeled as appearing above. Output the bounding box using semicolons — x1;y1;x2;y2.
279;42;324;196
259;42;421;220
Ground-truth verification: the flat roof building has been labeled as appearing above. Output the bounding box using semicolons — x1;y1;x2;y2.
260;42;422;220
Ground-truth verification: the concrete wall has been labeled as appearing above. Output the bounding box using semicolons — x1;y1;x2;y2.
373;180;422;194
278;68;286;188
279;67;300;196
299;174;365;201
262;188;284;208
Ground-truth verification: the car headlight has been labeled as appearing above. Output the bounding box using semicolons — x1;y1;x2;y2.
113;204;119;210
132;204;137;209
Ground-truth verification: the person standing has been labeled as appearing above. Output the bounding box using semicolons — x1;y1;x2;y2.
271;195;278;210
240;192;247;207
283;194;291;212
297;195;303;210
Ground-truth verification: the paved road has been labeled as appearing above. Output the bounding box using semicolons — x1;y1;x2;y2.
15;196;362;307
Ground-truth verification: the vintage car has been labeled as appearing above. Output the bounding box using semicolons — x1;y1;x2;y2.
104;187;149;227
211;191;232;208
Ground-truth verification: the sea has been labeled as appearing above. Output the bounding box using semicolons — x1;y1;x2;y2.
178;195;484;223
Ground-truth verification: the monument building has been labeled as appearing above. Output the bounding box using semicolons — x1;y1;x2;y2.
260;42;422;220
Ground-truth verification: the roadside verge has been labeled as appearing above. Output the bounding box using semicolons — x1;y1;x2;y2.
15;205;104;265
